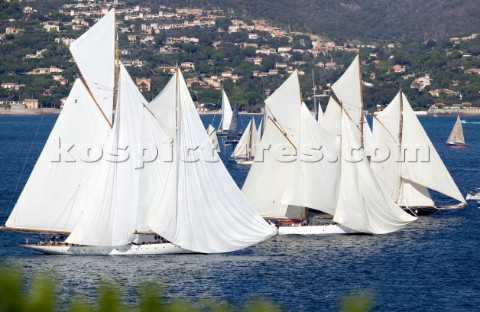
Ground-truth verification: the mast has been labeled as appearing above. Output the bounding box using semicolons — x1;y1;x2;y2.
358;55;365;149
112;10;120;120
251;116;255;159
399;88;404;146
312;69;317;119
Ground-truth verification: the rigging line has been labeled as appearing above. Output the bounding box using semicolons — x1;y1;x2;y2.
3;114;45;226
266;115;297;151
329;88;363;134
211;91;222;129
372;115;399;143
78;76;113;129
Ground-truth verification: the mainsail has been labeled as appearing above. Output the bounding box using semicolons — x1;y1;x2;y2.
5;79;111;232
371;92;466;206
227;106;240;139
147;70;276;253
232;117;259;160
220;90;233;131
446;116;465;145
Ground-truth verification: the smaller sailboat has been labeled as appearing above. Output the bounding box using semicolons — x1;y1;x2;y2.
217;90;233;136
446;116;466;146
224;105;241;144
231;117;259;165
207;124;220;152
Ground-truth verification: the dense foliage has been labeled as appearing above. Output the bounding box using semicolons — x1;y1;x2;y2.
0;0;479;111
154;0;480;42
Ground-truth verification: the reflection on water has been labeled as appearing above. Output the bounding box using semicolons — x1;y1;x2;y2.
0;114;479;310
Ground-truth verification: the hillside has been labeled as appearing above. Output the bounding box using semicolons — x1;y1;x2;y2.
156;0;480;42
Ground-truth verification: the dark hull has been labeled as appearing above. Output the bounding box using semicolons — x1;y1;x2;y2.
402;206;437;216
446;142;467;147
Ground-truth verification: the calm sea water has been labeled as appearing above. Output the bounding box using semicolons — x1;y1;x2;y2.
0;114;479;311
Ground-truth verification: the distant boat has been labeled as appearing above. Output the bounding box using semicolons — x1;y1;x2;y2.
446;116;466;146
216;90;233;136
207;124;220;152
231;116;259;165
224;106;241;143
466;188;480;201
461;119;467;124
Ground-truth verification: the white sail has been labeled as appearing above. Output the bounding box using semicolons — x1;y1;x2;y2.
6;80;111;232
242;118;304;219
232;117;259;159
371;97;402;202
265;70;301;145
66;65;150;246
242;71;305;219
398;180;434;207
69;9;116;123
148;75;177;139
317;103;324;123
401;93;465;204
333;110;416;234
136;110;172;232
220;90;233;131
331;55;363;127
363;116;373;157
371;92;465;205
257;117;263;141
281;103;340;215
446;116;465;145
322;96;342;137
147;71;276;253
207;124;220;152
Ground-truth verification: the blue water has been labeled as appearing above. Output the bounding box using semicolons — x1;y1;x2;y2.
0;114;479;311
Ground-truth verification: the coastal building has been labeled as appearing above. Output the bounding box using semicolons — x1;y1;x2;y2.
135;77;151;92
25;99;39;109
1;82;25;90
390;65;406;73
411;75;432;90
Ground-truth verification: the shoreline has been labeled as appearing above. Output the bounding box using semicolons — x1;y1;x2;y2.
0;108;264;116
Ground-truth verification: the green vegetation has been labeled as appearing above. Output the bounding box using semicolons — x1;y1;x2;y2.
155;0;480;42
0;0;479;111
0;267;372;312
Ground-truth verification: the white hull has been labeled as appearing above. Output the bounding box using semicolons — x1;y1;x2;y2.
235;159;253;165
278;224;358;235
22;243;193;256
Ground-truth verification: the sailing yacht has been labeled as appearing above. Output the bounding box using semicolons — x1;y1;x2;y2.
371;92;466;215
243;60;416;235
217;89;233;136
224;105;241;143
446;116;466;146
1;10;276;255
231;117;259;165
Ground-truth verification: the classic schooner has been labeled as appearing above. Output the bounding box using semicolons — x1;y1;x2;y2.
371;91;466;215
446;116;466;146
1;9;276;255
243;60;416;235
